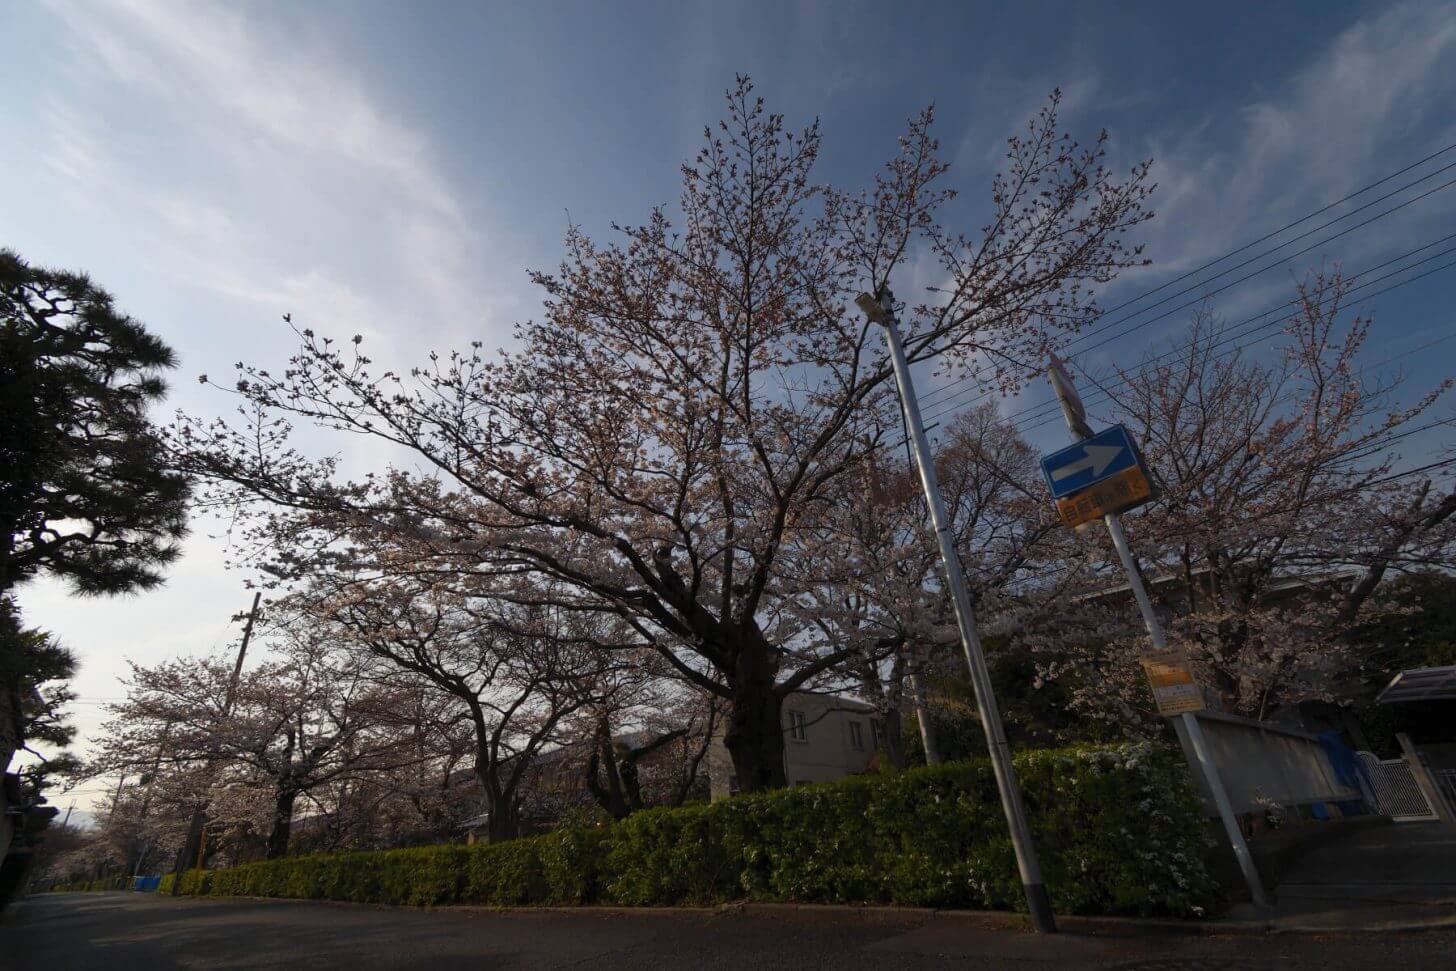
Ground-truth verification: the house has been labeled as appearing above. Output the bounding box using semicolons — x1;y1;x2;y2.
708;692;882;800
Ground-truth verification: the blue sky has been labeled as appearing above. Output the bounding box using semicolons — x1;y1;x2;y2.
4;0;1455;815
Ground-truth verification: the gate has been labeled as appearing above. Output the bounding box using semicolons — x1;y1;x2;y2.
1357;751;1437;821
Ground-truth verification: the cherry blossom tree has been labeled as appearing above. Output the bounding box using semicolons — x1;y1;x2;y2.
296;579;615;841
88;632;408;859
1041;272;1456;728
785;402;1069;764
176;79;1153;791
581;673;718;820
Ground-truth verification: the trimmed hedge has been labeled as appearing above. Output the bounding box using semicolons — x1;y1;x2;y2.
162;742;1217;916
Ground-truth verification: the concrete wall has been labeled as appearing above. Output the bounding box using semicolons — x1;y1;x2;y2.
709;693;879;800
1179;710;1361;816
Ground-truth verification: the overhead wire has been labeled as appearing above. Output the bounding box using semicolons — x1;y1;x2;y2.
916;141;1456;412
871;235;1456;452
918;171;1456;421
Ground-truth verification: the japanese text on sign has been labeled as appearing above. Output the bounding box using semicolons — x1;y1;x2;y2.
1054;464;1152;528
1139;649;1206;716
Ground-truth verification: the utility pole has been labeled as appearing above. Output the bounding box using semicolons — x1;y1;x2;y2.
225;592;263;713
130;721;173;881
1046;354;1270;909
106;774;127;824
907;649;941;766
857;288;1056;934
170;592;262;895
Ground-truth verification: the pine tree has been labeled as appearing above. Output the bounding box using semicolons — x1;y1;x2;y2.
0;249;190;596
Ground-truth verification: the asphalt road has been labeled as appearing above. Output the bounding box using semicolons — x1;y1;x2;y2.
5;893;1455;970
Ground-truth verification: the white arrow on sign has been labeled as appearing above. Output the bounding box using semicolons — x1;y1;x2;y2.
1049;443;1123;482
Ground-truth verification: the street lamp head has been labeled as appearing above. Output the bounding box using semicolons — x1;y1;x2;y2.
855;290;894;325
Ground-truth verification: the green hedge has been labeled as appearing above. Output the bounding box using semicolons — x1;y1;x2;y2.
161;742;1217;916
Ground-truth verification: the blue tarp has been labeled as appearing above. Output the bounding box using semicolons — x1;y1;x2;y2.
1318;730;1372;816
132;875;162;892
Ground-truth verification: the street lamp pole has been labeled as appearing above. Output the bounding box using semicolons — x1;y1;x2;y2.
857;288;1056;934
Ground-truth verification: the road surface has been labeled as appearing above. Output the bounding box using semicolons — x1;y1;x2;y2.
5;892;1454;970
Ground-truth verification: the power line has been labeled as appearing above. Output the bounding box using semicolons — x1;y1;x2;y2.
1065;141;1456;328
1010;251;1456;436
919;170;1456;419
875;236;1456;451
1060;165;1456;356
917;141;1456;410
999;241;1456;433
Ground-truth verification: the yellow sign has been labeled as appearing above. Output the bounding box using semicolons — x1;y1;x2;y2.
1139;649;1206;716
1055;464;1152;528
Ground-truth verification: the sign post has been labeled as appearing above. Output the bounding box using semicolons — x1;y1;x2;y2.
859;289;1057;934
1044;356;1270;909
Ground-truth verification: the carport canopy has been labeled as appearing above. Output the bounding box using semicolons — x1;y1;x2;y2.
1377;665;1456;703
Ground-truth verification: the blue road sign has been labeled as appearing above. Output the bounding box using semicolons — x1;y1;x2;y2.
1040;424;1142;499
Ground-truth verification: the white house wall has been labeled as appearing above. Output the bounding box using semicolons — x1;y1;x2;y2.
708;692;879;800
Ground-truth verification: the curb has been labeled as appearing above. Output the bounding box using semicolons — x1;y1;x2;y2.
731;901;1456;937
146;893;1456;937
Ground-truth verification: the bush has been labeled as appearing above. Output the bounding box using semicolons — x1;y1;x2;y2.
162;742;1217;917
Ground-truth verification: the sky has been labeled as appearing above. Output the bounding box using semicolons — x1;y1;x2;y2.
3;0;1455;818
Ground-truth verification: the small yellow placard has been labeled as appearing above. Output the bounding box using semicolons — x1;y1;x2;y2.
1055;464;1152;528
1139;649;1206;716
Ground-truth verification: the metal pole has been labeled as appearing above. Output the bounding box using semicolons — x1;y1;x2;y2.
1047;353;1269;908
1101;515;1269;907
863;289;1056;933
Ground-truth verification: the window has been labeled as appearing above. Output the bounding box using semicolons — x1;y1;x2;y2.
788;710;808;742
870;718;884;749
848;720;864;751
728;774;740;796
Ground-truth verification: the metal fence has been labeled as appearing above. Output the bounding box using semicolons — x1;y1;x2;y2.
1180;711;1362;816
1356;752;1438;821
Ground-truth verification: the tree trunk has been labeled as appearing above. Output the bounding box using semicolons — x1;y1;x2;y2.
725;691;786;792
723;635;787;792
586;716;632;821
473;744;522;842
264;788;298;860
484;792;520;842
882;704;907;770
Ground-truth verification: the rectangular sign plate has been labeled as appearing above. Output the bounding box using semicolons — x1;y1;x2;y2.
1055;464;1152;528
1140;649;1206;716
1040;424;1142;499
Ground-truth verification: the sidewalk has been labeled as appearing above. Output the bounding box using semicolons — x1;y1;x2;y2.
1224;821;1456;931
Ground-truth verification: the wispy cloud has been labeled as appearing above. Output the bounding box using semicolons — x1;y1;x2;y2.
20;1;539;806
40;0;526;356
1139;1;1456;287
